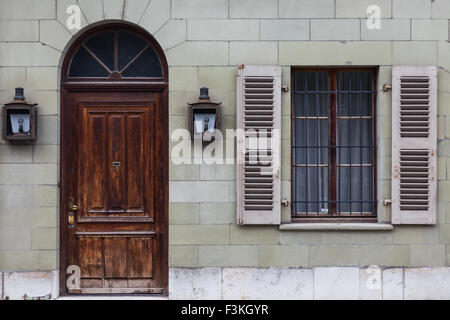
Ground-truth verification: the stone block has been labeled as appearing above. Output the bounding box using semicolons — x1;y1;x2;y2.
321;231;393;245
199;246;258;267
154;19;186;51
31;227;58;250
166;42;228;66
123;0;150;23
169;162;199;180
26;91;58;115
260;19;309;41
33;185;58;207
314;267;359;300
310;245;359;266
439;224;450;244
199;202;235;224
198;67;235;91
258;245;309;267
200;164;235;181
169;268;221;299
103;0;124;20
311;19;360;40
0;227;31;250
169;246;198;267
57;0;89;34
0;145;32;163
336;0;392;18
404;267;450;299
279;230;322;245
393;41;437;65
40;20;72;52
171;0;228;19
0;250;58;270
35;116;58;145
279;0;334;18
0;21;39;41
169;203;200;225
393;0;431;18
410;245;446;266
169;181;231;202
0;185;33;208
0;0;55;20
438;41;450;72
139;0;170;34
222;268;313;299
0;67;26;90
187;20;258;41
230;225;278;245
32;145;58;163
169;225;229;245
360;245;410;267
230;0;277;18
431;0;450;19
360;267;382;300
26;67;58;90
0;164;57;185
229;42;278;65
0;43;60;67
3;272;53;300
0;207;57;228
78;0;104;23
361;19;410;40
280;41;392;66
412;20;448;40
382;268;403;300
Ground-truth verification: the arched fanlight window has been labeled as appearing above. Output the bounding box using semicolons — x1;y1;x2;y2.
68;30;163;79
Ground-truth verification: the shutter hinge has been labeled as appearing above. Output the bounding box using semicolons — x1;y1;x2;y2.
281;199;289;207
281;84;289;92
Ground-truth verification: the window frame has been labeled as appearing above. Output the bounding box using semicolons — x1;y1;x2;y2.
290;67;378;223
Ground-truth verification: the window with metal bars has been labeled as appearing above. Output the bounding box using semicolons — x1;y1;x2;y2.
291;68;377;222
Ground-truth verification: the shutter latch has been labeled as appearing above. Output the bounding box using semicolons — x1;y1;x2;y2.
281;199;289;207
383;199;392;206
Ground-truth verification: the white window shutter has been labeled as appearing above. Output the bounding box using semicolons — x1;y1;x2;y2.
391;66;437;224
236;65;281;225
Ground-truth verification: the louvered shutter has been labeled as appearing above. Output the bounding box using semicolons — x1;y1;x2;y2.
391;66;437;224
236;65;281;225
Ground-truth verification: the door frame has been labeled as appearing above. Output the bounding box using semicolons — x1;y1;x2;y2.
59;23;169;296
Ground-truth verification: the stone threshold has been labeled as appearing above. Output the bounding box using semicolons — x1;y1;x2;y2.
279;223;394;231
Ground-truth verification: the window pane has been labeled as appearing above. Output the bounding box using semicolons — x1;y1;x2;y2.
338;167;373;214
69;46;109;78
336;70;374;215
293;71;330;215
294;167;329;214
84;32;115;71
121;46;163;78
118;31;148;71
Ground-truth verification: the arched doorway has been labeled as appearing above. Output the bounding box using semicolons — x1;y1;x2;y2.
59;23;168;296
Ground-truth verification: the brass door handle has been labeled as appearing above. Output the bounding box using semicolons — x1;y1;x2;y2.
68;197;78;225
68;197;78;211
68;212;75;225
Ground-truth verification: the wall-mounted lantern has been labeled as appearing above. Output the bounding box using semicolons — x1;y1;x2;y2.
2;88;37;143
188;87;221;142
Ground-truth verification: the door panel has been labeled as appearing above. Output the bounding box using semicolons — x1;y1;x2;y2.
61;91;167;295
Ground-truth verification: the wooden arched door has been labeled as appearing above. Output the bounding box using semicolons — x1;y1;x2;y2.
59;24;168;295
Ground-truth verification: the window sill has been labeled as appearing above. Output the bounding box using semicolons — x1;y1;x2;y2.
279;223;394;231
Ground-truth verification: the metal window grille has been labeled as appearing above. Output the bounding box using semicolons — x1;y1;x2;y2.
291;68;377;222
